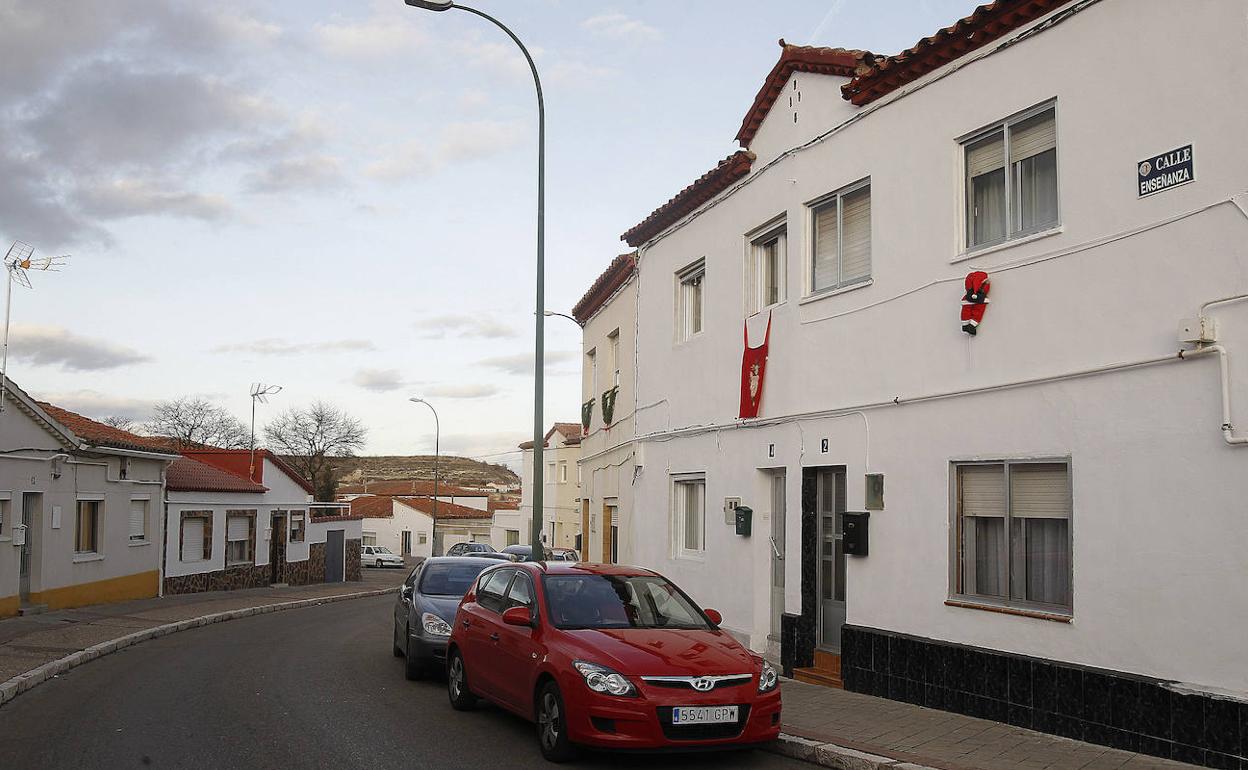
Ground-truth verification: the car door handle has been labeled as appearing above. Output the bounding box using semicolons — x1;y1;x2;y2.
462;620;470;628
489;633;500;642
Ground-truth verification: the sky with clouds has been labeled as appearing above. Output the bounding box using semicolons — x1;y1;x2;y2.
0;0;981;467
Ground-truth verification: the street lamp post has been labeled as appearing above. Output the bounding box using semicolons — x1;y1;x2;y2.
409;397;441;556
405;0;546;561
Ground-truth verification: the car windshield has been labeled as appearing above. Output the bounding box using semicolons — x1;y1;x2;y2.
419;562;490;597
543;575;712;631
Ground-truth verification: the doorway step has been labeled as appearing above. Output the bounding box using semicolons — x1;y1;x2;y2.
793;650;843;689
18;603;48;616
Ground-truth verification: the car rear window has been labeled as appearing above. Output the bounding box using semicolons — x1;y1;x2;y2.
543;575;711;631
419;562;491;597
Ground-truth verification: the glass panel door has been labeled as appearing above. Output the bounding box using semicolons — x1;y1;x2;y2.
19;493;39;601
769;472;786;638
816;469;847;651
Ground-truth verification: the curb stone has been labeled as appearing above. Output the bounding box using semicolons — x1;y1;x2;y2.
0;586;396;708
766;733;938;770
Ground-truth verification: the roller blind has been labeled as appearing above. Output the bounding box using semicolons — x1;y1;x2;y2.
960;464;1005;518
1009;463;1069;518
812;200;838;291
182;519;204;561
226;515;249;541
1009;110;1056;163
128;500;146;540
840;186;871;283
966;131;1005;178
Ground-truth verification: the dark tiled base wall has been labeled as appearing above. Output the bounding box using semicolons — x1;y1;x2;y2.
345;539;361;582
163;565;270;595
841;625;1247;769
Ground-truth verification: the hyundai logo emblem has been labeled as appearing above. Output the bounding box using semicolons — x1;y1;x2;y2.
691;677;714;692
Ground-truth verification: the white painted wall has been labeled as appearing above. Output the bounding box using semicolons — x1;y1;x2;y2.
630;0;1248;695
359;499;433;559
518;433;583;548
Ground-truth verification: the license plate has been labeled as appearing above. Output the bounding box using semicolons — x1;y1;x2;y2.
670;705;739;725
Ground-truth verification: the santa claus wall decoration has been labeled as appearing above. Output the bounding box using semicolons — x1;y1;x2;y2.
960;271;991;335
739;313;772;419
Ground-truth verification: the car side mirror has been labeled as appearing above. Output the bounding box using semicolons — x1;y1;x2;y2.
501;606;533;627
703;608;722;625
400;585;413;600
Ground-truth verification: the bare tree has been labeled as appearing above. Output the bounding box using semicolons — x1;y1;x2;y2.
263;401;367;501
145;397;249;449
100;415;137;431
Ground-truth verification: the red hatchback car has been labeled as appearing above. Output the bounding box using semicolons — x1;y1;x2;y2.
445;562;782;762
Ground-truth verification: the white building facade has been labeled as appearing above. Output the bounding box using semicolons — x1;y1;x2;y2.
516;424;584;550
573;254;638;564
624;0;1248;764
353;496;434;560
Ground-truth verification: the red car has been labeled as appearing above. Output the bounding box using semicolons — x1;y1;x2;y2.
445;562;782;762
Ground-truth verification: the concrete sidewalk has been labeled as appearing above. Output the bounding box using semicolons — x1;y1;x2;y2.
773;679;1199;770
0;566;407;686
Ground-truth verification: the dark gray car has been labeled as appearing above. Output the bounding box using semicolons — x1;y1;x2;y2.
392;557;492;679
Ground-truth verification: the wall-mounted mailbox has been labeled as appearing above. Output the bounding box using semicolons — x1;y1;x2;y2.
843;512;869;556
734;506;753;537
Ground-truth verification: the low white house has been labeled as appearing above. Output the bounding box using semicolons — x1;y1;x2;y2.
164;450;362;592
0;383;177;616
350;495;433;560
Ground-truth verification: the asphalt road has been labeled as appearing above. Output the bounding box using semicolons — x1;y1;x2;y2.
0;594;808;770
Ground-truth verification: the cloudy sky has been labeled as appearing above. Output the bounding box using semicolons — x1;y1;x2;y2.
1;0;980;467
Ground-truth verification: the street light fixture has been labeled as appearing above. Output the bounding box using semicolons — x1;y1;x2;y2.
543;310;582;327
405;0;547;561
249;383;282;479
409;397;441;556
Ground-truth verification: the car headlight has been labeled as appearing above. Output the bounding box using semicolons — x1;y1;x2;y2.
421;612;452;637
757;659;779;693
572;660;637;697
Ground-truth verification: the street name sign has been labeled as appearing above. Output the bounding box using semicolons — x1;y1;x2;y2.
1138;144;1194;198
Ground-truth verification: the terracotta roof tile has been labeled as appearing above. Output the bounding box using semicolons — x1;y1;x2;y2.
35;402;177;455
488;499;520;512
841;0;1075;106
397;497;492;521
571;253;637;325
167;456;267;493
519;422;583;449
350;495;398;519
621;151;754;247
736;41;873;147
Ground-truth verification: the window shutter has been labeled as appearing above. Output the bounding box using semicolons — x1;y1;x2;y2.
182;519;204;561
812;201;838;291
960;464;1005;518
840;186;871;283
227;515;249;541
1009;110;1056;163
966;131;1005;178
1009;463;1069;518
128;500;146;539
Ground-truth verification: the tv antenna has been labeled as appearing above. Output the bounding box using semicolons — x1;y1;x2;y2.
2;241;70;412
249;382;283;478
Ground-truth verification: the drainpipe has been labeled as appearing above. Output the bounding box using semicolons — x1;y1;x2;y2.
1183;345;1247;445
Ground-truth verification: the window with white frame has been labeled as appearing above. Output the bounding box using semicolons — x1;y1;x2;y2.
954;461;1071;612
76;500;101;554
225;513;254;566
809;180;871;295
558;461;568;483
418;532;428;545
964;103;1058;250
673;475;706;557
0;494;9;536
128;498;148;542
607;329;620;387
290;511;306;543
676;260;705;341
546;462;556;484
362;531;378;546
749;225;786;313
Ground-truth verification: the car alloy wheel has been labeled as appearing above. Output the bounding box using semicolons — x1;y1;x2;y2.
376;559;384;568
447;651;476;711
536;682;576;762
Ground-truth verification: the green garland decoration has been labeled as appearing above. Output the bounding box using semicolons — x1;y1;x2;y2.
601;386;619;426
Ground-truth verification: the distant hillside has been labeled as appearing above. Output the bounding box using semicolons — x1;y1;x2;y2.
326;455;519;489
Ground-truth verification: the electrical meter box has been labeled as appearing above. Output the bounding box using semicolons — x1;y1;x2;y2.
734;506;753;537
843;512;869;556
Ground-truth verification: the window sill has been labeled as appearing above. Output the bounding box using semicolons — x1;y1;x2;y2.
799;279;873;305
73;553;105;564
748;300;787;318
945;598;1071;623
952;226;1063;264
226;562;256;569
128;540;151;547
674;552;706;563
